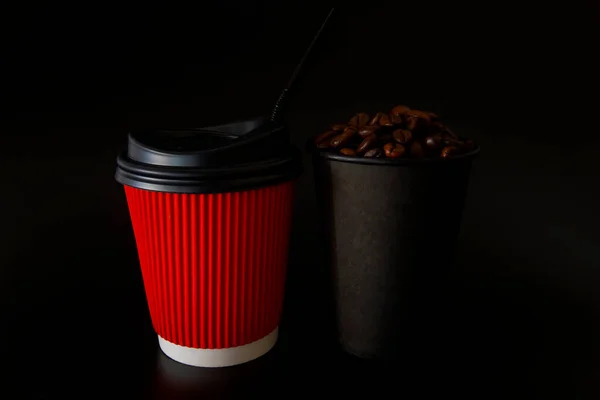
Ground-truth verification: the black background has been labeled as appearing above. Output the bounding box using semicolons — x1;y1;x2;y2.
1;2;600;398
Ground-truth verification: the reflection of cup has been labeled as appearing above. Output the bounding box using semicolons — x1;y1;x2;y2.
309;140;479;359
153;344;279;399
116;120;302;367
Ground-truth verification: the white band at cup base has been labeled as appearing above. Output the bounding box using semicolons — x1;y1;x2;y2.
157;327;278;368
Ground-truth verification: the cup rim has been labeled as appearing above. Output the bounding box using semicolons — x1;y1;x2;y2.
306;136;480;166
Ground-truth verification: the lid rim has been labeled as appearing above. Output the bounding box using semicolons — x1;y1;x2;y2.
117;152;298;178
116;149;302;194
115;169;301;194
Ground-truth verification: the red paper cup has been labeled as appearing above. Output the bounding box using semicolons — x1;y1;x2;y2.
124;182;293;367
115;121;302;367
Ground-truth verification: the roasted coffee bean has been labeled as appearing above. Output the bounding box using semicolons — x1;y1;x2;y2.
349;112;370;128
369;112;387;126
405;110;431;131
383;142;406;158
357;134;378;154
424;134;443;150
440;146;459;158
390;113;403;125
378;113;393;127
357;112;370;127
331;128;357;148
358;125;380;138
364;148;384;158
390;105;410;116
331;123;347;131
406;109;431;120
410;141;425;158
314;104;475;159
330;134;348;148
342;126;358;136
315;130;338;146
392;129;412;144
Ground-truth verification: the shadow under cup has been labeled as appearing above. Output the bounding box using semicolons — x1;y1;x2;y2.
310;144;479;360
116;121;302;367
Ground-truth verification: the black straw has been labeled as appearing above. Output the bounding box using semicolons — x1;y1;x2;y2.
270;8;335;124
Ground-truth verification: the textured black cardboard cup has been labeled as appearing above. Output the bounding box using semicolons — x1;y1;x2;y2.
310;145;479;359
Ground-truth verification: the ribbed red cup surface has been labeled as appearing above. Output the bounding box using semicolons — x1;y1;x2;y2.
124;181;294;349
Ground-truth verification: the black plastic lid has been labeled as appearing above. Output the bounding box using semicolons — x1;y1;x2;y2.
115;117;303;194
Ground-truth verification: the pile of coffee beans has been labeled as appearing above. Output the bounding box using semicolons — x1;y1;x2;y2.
314;105;475;159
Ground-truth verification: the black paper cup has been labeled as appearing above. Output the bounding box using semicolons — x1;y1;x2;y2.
309;141;479;359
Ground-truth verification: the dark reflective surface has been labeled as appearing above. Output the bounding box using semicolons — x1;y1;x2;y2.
2;269;599;399
153;343;283;399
